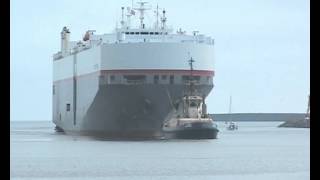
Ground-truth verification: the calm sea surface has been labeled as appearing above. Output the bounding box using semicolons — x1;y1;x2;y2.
10;121;310;180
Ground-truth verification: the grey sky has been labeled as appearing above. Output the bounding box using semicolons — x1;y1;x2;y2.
10;0;310;121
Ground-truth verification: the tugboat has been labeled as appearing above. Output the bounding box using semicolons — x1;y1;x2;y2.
162;57;219;139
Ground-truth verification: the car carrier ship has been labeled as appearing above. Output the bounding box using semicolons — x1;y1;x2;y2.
52;2;216;138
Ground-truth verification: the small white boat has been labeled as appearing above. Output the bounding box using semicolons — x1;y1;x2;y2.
225;96;238;130
226;122;238;130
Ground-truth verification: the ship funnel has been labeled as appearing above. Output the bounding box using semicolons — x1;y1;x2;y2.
61;26;70;54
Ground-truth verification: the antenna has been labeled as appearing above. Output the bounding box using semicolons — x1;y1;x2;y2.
188;56;195;96
115;9;119;30
229;96;232;114
126;6;135;29
133;1;151;29
154;4;159;29
161;9;167;29
229;96;233;122
120;7;125;28
188;57;195;71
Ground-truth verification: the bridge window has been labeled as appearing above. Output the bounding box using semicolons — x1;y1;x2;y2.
135;32;139;34
206;76;210;82
190;102;197;107
123;75;146;84
182;76;200;83
130;32;134;35
125;32;129;35
155;32;159;35
110;75;115;82
170;75;174;84
141;32;149;35
66;103;71;111
154;75;159;84
150;32;154;35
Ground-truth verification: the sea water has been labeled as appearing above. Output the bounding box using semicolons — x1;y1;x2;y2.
10;121;310;180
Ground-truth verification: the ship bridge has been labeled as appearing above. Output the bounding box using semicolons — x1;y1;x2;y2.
88;29;213;45
53;1;214;60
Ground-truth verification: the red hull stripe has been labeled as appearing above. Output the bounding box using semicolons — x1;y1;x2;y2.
54;69;214;83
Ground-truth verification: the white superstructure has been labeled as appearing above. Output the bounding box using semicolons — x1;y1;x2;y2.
54;2;213;58
53;2;215;82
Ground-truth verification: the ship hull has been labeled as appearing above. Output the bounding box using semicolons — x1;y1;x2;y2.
53;80;213;138
52;42;215;139
163;127;219;139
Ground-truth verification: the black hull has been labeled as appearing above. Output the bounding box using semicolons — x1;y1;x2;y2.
164;127;219;139
53;70;214;138
66;130;164;140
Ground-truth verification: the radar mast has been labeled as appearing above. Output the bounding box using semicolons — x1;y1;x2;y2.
188;56;195;96
133;1;151;29
161;9;167;29
153;4;160;29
